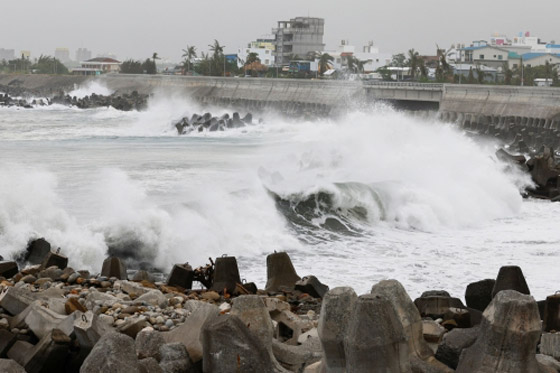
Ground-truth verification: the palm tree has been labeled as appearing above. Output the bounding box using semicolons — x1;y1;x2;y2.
407;49;420;80
152;52;160;73
318;53;334;75
245;52;260;65
208;40;226;76
181;46;197;74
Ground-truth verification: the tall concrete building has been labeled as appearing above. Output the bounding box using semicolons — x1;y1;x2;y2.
0;48;15;61
76;48;92;63
272;17;325;65
55;48;71;63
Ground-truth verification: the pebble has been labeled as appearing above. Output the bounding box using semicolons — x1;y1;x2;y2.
0;318;9;328
68;272;80;284
165;319;174;328
155;316;165;324
21;274;37;283
201;291;220;301
98;314;115;325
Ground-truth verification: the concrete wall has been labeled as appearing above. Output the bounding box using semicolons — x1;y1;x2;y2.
2;73;560;123
440;84;560;121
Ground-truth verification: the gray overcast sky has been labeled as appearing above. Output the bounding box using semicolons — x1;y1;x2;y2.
1;0;559;62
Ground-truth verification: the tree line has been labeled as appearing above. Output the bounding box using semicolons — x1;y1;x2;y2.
0;55;68;74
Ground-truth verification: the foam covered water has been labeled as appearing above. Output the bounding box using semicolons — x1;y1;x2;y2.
0;83;558;300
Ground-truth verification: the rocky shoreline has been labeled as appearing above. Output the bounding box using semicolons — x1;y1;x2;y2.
0;88;148;111
0;239;559;372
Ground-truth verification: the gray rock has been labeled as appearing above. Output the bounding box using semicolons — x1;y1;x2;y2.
159;342;192;373
0;358;26;373
80;332;140;373
133;290;168;308
118;315;149;339
24;302;71;340
84;289;119;310
136;328;165;361
344;294;411;373
435;326;479;369
120;280;152;297
162;301;219;364
317;286;357;371
202;314;278;373
456;290;541;373
265;252;301;292
40;252;68;270
139;357;163;373
295;276;329;299
133;270;154;283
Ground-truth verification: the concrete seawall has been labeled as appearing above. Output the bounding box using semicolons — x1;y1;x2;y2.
2;74;560;123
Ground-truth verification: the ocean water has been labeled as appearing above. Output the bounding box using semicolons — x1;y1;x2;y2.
1;82;559;301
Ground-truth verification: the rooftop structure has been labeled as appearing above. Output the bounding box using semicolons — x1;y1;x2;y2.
273;17;324;65
72;57;121;76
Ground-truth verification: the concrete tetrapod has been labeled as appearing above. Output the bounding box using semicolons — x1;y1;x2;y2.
230;295;289;372
371;280;433;361
371;280;452;373
202;314;278;373
265;252;301;293
344;294;411;373
491;266;530;298
317;286;357;372
456;290;542;373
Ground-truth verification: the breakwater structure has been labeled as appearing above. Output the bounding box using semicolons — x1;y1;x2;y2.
1;73;560;127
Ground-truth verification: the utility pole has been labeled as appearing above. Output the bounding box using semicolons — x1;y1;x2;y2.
521;57;524;86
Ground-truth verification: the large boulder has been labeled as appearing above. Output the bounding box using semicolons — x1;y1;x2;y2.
23;238;51;265
9;329;71;373
344;294;411;373
456;290;542;373
136;328;165;361
543;294;560;332
80;332;140;373
317;287;357;371
202;314;279;373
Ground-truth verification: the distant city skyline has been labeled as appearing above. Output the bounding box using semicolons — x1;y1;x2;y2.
1;0;559;62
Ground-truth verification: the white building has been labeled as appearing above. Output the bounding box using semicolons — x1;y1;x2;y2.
461;45;509;68
237;39;275;67
71;57;121;75
320;40;391;74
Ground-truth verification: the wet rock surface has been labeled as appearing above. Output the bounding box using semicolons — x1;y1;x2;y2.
173;111;257;134
0;240;559;372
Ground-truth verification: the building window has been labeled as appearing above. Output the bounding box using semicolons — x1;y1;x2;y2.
498;55;503;60
513;64;518;68
479;55;485;60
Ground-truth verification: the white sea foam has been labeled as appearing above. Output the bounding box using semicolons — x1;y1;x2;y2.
68;81;113;99
0;101;557;300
